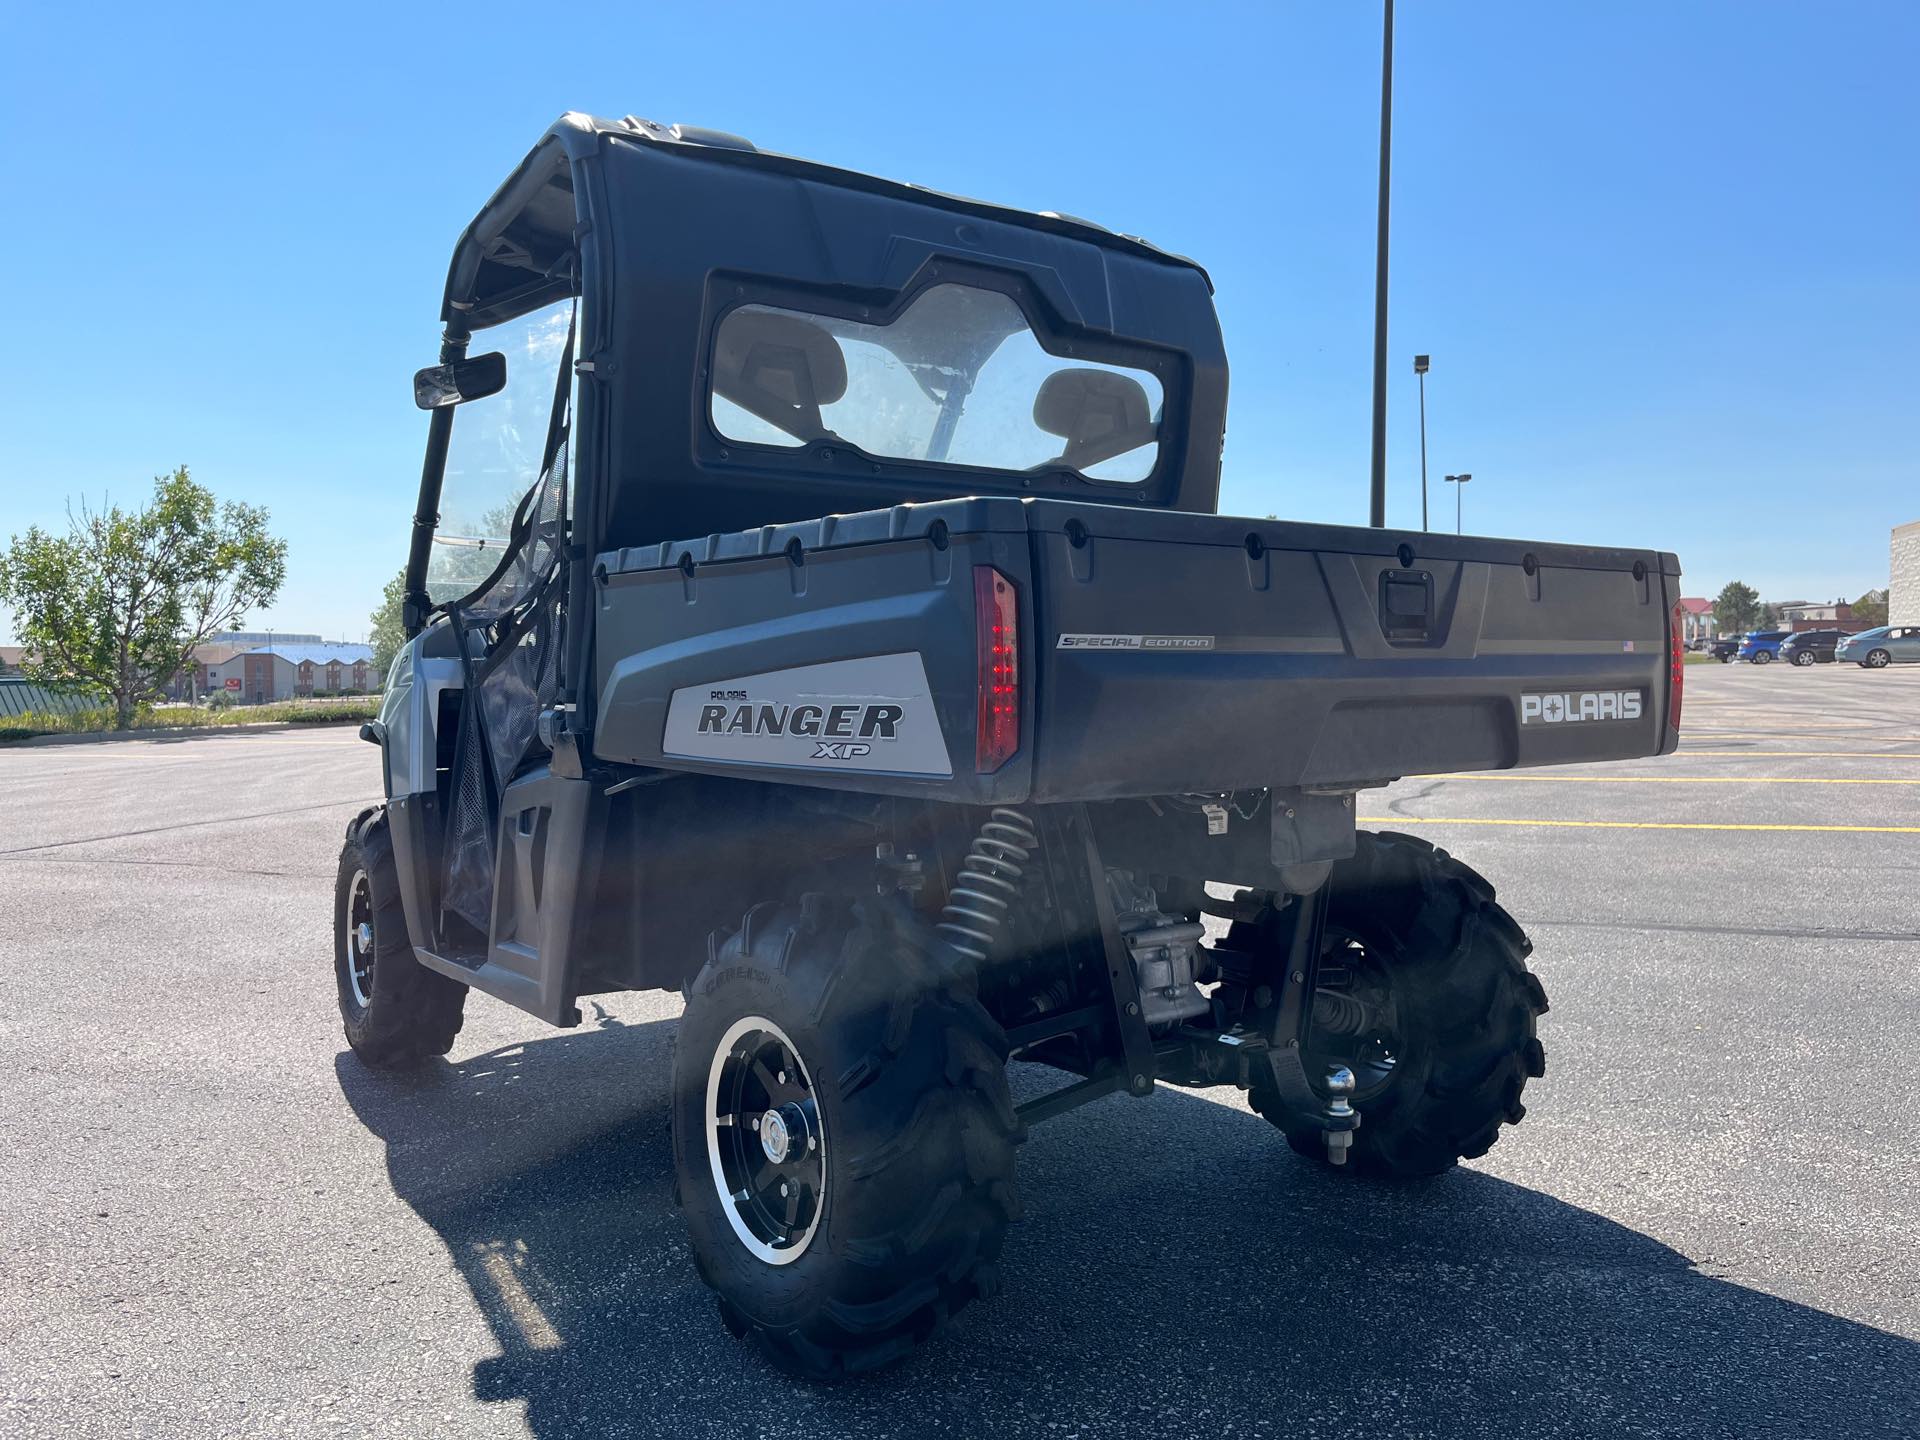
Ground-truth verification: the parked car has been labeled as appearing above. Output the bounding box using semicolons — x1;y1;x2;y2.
1708;637;1742;662
1779;629;1849;666
1736;630;1790;664
1836;625;1920;668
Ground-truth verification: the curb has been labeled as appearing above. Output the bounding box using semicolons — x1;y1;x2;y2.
2;718;370;748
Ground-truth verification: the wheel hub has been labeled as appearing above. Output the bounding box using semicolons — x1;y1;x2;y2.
758;1104;797;1164
1308;930;1405;1104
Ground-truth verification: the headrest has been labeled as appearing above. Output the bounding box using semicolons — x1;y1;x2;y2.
713;310;848;440
1033;368;1156;471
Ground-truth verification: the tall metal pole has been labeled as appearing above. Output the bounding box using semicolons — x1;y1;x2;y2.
1444;473;1470;535
1415;358;1429;531
1368;0;1395;527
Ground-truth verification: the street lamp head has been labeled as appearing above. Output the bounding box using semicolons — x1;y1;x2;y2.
1445;472;1472;484
1413;354;1430;374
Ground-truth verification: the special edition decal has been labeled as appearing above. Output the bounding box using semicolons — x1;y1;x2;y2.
1056;634;1215;651
663;653;954;776
1520;690;1644;725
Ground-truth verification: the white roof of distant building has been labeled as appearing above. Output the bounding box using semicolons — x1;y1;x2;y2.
233;642;374;666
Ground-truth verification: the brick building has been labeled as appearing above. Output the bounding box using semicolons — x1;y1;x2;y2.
202;642;377;703
1776;600;1856;634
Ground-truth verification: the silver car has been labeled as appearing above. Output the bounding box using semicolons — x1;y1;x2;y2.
1836;626;1920;668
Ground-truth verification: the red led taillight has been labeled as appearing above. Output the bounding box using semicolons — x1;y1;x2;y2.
974;566;1019;772
1668;601;1685;733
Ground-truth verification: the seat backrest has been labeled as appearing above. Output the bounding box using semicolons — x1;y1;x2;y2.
712;310;848;442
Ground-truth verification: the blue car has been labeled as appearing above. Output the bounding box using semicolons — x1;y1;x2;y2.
1736;629;1790;664
1836;626;1920;668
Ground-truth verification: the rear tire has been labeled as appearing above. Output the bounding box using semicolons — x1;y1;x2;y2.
1247;831;1547;1179
671;895;1023;1379
1792;650;1814;666
1867;649;1891;668
334;807;466;1067
1752;650;1773;664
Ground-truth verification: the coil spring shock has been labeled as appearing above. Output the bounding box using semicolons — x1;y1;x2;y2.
937;807;1039;963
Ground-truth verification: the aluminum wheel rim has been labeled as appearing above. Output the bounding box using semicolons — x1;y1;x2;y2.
344;869;376;1009
1869;650;1890;668
705;1015;826;1266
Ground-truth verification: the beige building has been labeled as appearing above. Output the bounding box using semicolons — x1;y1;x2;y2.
202;642;377;704
1893;520;1920;627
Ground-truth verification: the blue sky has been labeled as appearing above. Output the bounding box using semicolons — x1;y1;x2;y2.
2;1;1914;643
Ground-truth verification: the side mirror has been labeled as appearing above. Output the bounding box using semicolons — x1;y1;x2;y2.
413;351;507;409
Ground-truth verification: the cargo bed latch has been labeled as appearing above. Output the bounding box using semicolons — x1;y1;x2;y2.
1378;568;1435;644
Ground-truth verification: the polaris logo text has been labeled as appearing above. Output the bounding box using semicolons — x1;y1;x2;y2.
1057;634;1215;650
696;701;902;740
1520;691;1644;725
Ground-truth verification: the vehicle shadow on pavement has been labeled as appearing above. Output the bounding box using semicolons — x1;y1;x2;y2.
338;1019;1918;1440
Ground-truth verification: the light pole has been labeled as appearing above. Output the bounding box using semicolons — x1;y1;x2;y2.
1367;0;1396;528
1444;473;1472;535
1414;354;1430;531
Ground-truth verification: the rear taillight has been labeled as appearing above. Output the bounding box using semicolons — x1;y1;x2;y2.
1668;601;1685;733
974;566;1019;772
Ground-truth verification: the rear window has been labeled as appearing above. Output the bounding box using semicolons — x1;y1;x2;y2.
708;283;1164;483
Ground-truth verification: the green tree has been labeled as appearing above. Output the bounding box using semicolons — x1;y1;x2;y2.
0;467;287;728
1712;580;1762;636
369;568;406;675
1852;588;1889;629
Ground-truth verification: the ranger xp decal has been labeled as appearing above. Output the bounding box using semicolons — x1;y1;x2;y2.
1520;690;1644;725
1057;634;1215;651
664;653;953;776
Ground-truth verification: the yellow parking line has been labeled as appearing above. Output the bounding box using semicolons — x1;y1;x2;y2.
1681;733;1920;744
1360;816;1920;834
1685;729;1920;738
1677;750;1920;759
1431;773;1920;786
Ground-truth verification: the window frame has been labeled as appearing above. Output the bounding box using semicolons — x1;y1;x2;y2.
424;297;578;614
695;262;1188;501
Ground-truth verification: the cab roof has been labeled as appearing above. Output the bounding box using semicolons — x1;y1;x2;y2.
442;112;1211;329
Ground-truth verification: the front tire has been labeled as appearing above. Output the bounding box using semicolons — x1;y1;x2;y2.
672;896;1022;1379
334;808;466;1067
1246;831;1547;1179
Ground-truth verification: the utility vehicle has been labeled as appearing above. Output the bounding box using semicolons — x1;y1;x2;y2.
337;113;1684;1378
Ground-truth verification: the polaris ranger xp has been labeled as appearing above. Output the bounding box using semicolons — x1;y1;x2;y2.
338;113;1684;1378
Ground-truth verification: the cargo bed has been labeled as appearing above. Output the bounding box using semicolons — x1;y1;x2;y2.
592;497;1681;805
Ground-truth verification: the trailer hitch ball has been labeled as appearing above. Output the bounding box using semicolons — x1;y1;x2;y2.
1324;1066;1359;1166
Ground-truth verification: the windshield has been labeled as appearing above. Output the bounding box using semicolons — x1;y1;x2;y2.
427;299;574;604
708;283;1164;483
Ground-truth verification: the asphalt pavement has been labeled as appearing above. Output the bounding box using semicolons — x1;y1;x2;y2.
2;661;1917;1438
